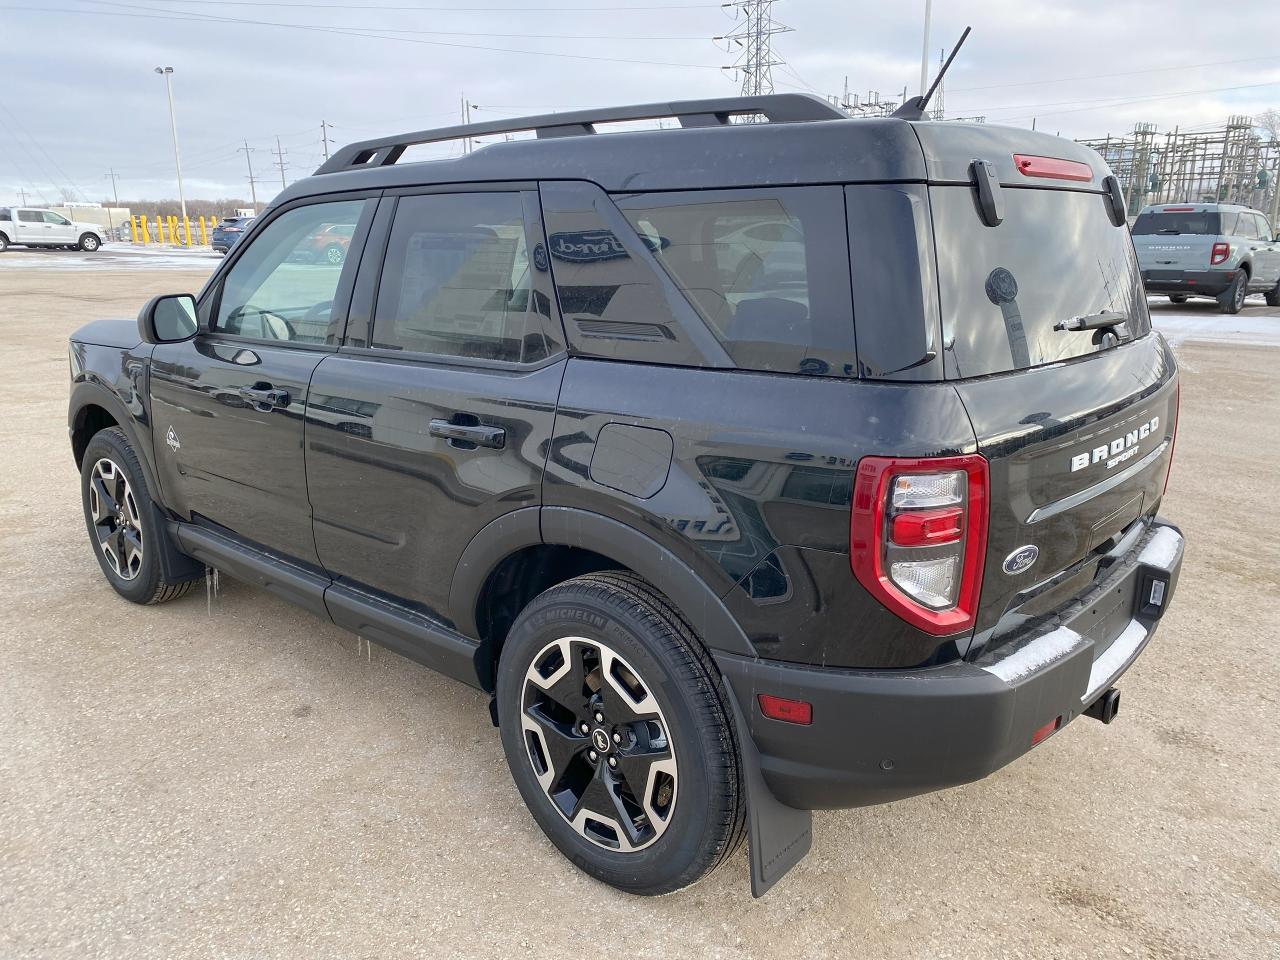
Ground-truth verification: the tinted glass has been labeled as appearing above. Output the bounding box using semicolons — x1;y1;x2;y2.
18;210;41;222
214;199;367;343
371;192;549;364
0;208;10;221
1131;211;1220;235
933;186;1150;378
615;188;857;377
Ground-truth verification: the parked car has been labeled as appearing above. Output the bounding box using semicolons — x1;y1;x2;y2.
1132;201;1280;312
0;207;106;252
67;95;1183;898
297;222;354;264
211;216;255;254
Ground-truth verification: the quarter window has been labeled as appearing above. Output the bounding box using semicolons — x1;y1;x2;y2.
214;199;368;343
371;192;550;364
614;187;857;376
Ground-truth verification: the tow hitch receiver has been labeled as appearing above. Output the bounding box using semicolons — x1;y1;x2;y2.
1084;687;1121;724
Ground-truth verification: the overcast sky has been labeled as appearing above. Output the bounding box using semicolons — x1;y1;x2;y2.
2;0;1279;205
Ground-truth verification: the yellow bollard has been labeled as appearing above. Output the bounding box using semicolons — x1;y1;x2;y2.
128;216;139;243
198;217;208;246
140;217;151;244
168;215;178;244
158;217;167;245
183;217;192;246
209;216;218;230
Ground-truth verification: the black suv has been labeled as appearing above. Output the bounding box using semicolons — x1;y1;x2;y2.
68;95;1184;897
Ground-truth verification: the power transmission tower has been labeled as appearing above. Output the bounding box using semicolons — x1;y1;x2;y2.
932;47;945;121
273;136;289;189
722;1;791;103
238;141;260;211
320;120;333;161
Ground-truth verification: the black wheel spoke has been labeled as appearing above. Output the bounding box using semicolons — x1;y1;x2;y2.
120;527;143;569
91;476;118;518
524;702;588;776
613;740;671;804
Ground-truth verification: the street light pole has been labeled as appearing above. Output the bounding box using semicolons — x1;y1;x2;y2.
918;0;933;96
154;66;188;238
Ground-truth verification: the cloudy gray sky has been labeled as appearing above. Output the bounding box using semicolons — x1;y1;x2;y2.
2;0;1279;204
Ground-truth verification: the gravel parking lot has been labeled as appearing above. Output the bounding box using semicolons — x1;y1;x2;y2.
2;258;1278;959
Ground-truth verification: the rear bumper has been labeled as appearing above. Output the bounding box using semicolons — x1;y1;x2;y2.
719;518;1184;810
1142;268;1234;295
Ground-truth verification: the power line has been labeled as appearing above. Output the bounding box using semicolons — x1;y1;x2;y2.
968;79;1280;122
950;54;1280;93
7;2;722;68
87;0;722;9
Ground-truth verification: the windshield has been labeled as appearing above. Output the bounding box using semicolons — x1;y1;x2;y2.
1131;211;1221;236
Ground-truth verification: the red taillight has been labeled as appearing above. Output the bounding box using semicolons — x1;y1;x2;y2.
758;694;812;725
850;454;989;636
1031;716;1062;746
891;507;963;546
1012;154;1093;182
1162;206;1195;212
1210;242;1230;265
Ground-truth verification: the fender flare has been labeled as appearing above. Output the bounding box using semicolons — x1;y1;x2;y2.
69;379;161;496
449;505;756;658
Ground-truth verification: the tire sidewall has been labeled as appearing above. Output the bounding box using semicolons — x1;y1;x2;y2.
497;584;729;894
80;429;165;602
79;233;101;252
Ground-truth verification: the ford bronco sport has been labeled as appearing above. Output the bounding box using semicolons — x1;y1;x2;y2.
67;94;1184;897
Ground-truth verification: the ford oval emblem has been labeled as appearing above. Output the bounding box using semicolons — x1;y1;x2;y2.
1003;545;1039;575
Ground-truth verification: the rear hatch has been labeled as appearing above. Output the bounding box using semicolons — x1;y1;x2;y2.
1132;206;1227;274
916;126;1179;658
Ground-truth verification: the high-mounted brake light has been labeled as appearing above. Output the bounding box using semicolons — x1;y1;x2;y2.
1013;154;1093;182
1210;242;1230;266
1162;206;1195;212
850;454;989;636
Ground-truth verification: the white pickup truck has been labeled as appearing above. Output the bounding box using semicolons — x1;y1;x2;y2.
0;207;107;252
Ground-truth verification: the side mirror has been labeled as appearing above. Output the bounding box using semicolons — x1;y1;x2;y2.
138;294;198;344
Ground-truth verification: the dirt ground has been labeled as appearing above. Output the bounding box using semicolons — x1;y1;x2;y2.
2;263;1277;960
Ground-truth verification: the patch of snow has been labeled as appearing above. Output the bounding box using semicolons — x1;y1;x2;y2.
1151;312;1280;348
1138;526;1183;571
982;627;1086;684
1084;620;1147;700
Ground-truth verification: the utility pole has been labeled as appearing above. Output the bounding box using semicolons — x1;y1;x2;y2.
320;120;332;161
918;0;933;96
720;0;791;118
17;187;28;205
272;136;288;189
461;95;473;154
239;141;260;212
153;66;188;230
104;168;122;235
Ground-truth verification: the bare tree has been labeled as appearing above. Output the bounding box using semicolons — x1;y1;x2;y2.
1259;109;1280;144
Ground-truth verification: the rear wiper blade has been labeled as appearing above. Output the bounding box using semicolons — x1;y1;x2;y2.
1155;228;1181;234
1054;311;1129;332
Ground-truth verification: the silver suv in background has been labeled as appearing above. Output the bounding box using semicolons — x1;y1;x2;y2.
1133;202;1280;313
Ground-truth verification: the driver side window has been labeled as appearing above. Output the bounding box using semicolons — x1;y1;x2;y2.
214;199;369;343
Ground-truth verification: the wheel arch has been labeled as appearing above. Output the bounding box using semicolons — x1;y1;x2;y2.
452;506;757;692
69;381;160;499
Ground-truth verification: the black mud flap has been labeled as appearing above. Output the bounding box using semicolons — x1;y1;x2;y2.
723;677;813;897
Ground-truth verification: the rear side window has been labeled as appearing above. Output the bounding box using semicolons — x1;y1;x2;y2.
371;192;550;364
0;208;10;221
1131;210;1220;235
18;210;42;222
933;186;1150;378
614;188;856;377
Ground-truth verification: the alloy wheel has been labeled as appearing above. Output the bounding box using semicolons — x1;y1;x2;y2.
520;636;678;852
88;458;144;580
1235;275;1247;310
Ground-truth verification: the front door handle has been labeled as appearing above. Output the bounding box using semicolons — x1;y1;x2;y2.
429;418;505;449
238;384;290;411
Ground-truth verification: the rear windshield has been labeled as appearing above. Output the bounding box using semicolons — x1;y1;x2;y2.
932;186;1150;378
1131;210;1221;235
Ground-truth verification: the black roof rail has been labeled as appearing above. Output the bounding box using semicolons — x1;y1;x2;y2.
314;94;847;175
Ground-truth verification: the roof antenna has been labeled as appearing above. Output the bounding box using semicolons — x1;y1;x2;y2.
893;26;971;121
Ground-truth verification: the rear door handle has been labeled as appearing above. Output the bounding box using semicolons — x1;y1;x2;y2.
238;384;290;411
429;418;505;449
